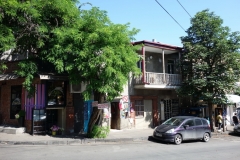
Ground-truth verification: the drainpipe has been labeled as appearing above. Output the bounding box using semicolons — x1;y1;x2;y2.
162;49;165;83
178;52;181;73
142;46;146;83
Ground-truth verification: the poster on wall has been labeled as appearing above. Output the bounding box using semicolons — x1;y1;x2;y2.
103;108;110;118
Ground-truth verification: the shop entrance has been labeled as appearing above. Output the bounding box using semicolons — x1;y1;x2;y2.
46;109;58;133
215;107;223;127
111;102;120;129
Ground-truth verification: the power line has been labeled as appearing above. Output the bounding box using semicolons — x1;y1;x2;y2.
176;0;192;18
154;0;186;32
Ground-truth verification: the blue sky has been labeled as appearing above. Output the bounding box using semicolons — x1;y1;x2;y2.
80;0;240;47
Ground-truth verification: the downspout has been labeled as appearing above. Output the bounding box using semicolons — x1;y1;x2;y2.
162;49;165;83
142;46;146;83
179;51;182;83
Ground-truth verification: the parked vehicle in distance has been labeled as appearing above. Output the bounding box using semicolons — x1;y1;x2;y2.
153;116;211;145
234;123;240;134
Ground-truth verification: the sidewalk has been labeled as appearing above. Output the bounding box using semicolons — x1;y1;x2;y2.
0;125;235;145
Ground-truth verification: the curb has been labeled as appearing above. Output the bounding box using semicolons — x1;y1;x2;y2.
0;137;150;146
0;132;233;146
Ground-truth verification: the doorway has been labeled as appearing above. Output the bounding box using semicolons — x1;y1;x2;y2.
215;108;223;127
46;109;58;133
111;102;120;129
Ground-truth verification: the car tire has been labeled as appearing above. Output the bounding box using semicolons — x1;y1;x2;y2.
202;133;210;142
174;134;182;145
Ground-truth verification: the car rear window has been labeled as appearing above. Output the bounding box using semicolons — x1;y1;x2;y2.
201;119;208;125
195;119;202;126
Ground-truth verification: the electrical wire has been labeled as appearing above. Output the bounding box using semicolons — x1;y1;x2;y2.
176;0;192;18
154;0;186;32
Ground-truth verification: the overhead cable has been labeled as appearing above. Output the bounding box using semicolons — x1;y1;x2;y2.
154;0;186;32
176;0;192;18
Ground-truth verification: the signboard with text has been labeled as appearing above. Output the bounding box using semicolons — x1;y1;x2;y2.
98;103;109;109
92;101;98;107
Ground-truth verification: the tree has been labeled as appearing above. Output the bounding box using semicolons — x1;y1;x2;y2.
177;9;240;131
0;0;141;134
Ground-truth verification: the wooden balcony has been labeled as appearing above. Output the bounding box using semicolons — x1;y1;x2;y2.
134;72;182;86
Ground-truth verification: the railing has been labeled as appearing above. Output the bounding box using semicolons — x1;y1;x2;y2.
134;72;182;86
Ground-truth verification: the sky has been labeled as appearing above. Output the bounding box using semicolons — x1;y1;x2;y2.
80;0;240;47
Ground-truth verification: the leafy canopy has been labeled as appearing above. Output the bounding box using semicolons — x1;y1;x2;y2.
0;0;141;101
177;9;240;104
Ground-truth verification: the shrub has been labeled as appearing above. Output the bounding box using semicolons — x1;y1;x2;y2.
89;125;110;138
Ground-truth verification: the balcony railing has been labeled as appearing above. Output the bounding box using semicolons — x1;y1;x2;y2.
134;72;182;86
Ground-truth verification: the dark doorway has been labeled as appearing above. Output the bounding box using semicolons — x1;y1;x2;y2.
215;108;223;127
111;102;120;129
73;93;84;133
46;109;58;133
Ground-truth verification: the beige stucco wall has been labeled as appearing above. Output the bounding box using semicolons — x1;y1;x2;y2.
134;100;152;129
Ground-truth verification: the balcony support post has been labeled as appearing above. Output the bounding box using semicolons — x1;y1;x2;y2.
162;49;165;83
142;46;146;83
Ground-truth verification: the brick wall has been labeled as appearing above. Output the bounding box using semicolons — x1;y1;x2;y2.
0;77;75;134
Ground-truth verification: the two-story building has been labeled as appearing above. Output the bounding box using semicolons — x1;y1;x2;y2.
110;40;183;130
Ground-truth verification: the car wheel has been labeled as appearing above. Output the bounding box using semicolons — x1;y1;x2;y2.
174;134;182;145
202;133;210;142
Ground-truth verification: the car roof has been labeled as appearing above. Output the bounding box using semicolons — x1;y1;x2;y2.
172;116;206;120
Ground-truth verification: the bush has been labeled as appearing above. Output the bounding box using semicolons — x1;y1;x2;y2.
89;125;110;138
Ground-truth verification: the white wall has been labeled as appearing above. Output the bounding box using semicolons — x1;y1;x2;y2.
135;100;152;129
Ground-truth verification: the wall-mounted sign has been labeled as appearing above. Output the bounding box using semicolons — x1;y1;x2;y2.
92;101;98;107
98;103;109;109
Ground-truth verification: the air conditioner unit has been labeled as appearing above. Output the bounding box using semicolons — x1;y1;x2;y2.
70;82;87;93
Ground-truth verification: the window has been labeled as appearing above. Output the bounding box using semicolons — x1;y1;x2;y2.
137;60;143;72
167;60;175;74
195;119;202;126
47;81;66;106
184;120;194;127
10;86;22;119
202;119;208;125
135;100;144;118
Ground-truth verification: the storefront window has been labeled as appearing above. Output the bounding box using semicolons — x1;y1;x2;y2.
10;86;22;119
47;81;66;106
135;100;144;118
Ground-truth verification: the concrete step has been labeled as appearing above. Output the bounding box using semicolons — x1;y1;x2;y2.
0;126;26;134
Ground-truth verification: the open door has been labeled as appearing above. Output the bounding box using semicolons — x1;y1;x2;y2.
111;102;120;129
215;108;223;127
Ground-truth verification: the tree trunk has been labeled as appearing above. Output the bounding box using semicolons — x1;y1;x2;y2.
208;101;214;132
87;92;105;135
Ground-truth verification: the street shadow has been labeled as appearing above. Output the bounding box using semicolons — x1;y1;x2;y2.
46;133;87;140
228;131;240;137
148;136;207;145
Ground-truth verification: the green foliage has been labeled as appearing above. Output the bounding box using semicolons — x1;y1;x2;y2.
14;60;37;97
89;125;110;138
178;9;240;104
0;0;140;101
18;110;25;117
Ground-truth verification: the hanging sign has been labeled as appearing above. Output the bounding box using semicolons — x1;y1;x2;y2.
92;101;98;107
98;103;109;109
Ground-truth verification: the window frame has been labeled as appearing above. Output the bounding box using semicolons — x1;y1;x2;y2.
10;85;22;119
46;81;67;107
134;100;144;118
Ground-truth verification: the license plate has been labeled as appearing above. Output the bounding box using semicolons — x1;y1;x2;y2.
156;133;162;137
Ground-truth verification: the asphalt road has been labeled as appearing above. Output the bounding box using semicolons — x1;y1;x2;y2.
0;135;240;160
